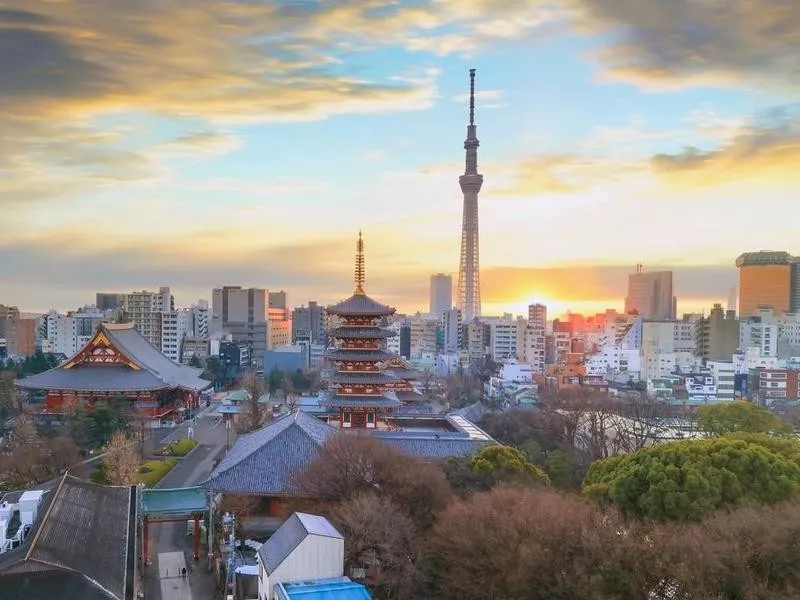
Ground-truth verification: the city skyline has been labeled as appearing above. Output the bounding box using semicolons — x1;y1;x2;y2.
1;1;798;315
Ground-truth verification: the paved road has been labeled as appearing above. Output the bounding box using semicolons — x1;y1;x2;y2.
145;404;232;600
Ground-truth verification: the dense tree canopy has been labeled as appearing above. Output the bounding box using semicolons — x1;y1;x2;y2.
698;400;792;437
583;434;800;521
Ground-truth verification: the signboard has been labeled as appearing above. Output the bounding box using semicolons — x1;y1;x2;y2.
134;400;158;410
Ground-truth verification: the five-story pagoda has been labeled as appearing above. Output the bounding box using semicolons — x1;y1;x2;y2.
321;232;401;428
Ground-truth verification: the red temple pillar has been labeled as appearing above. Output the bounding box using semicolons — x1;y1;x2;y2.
142;516;149;565
193;515;201;560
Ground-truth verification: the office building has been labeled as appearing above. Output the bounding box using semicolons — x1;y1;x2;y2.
429;273;453;319
736;251;797;317
211;286;269;362
95;292;125;311
624;267;676;320
292;301;326;345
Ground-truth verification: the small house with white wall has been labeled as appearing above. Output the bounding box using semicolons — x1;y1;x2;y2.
257;512;370;600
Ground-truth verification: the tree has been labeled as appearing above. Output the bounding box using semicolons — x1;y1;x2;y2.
237;371;266;433
267;366;284;394
0;372;22;419
427;487;633;600
331;493;424;600
470;445;550;488
698;400;792;437
583;435;800;521
9;413;39;449
444;372;483;408
103;432;140;485
293;435;452;531
188;355;202;368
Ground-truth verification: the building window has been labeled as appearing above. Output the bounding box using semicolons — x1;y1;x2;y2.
343;411;351;425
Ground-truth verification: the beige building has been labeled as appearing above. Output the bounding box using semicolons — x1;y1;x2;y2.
695;303;740;362
123;287;173;349
0;306;37;356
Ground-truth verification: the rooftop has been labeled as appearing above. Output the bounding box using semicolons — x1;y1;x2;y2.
275;577;372;600
16;323;210;393
258;512;342;575
0;475;136;600
327;294;395;318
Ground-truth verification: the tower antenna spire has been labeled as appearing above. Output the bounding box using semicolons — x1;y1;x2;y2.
354;230;365;295
469;68;476;126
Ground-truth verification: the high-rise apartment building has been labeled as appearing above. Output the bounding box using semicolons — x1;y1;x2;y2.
528;303;547;331
441;308;462;354
624;268;676;320
736;251;798;317
429;273;453;319
0;306;37;357
211;286;269;364
123;287;173;349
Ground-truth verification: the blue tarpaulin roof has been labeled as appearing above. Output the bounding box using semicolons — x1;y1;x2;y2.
275;577;372;599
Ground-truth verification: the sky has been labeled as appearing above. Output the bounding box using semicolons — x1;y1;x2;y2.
0;0;798;318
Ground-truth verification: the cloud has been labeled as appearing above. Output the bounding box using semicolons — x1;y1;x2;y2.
651;105;800;186
492;154;647;195
573;0;800;89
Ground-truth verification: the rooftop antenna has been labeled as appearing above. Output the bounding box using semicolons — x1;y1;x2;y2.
469;68;476;126
354;230;365;295
635;263;643;274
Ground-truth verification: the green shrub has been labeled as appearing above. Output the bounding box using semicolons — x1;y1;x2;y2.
170;437;198;456
157;437;198;457
137;459;177;488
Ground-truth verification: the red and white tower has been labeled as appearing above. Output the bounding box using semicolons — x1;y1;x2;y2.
456;68;483;322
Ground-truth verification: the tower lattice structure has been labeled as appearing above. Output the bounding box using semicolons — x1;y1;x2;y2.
457;68;483;322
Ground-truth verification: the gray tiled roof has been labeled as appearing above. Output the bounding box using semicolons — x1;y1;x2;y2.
371;432;487;459
202;411;339;495
327;327;395;339
324;349;395;362
318;392;402;408
104;325;209;391
257;512;342;575
327;294;395;317
0;475;134;600
16;323;210;392
15;365;168;392
328;372;397;385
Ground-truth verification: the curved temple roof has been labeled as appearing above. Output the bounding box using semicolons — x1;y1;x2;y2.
326;293;395;317
16;323;210;392
327;326;395;339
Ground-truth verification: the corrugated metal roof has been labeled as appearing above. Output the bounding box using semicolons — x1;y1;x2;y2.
0;475;134;600
257;512;342;575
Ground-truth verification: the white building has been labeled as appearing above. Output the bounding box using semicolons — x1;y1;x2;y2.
487;318;517;361
732;347;781;374
257;513;345;600
39;307;108;356
585;346;641;379
707;361;735;402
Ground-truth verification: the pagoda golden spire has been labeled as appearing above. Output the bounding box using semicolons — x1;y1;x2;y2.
354;229;365;295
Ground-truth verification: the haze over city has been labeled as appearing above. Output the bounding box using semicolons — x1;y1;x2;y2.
1;0;797;315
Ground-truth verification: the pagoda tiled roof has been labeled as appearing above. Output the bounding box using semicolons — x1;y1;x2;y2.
202;411;338;495
318;392;402;408
0;475;135;600
327;293;395;317
15;323;210;392
327;326;395;339
324;349;395;362
328;372;397;385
